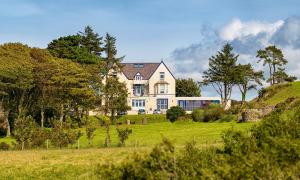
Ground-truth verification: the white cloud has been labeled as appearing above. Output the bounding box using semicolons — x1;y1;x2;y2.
169;17;300;99
219;18;284;42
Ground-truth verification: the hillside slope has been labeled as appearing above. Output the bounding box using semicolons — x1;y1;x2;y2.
254;81;300;107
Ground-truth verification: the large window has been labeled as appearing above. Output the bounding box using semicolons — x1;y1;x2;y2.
133;84;144;96
132;99;145;108
157;99;168;110
178;100;220;111
160;72;165;80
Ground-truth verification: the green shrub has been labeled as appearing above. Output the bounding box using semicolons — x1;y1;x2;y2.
191;108;204;122
116;127;132;147
166;106;186;123
50;120;82;148
219;114;236;122
0;142;10;151
13;116;47;150
203;104;224;122
96;106;300;179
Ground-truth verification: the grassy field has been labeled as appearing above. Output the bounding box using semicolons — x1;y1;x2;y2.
260;81;300;106
1;120;253;148
0;121;253;179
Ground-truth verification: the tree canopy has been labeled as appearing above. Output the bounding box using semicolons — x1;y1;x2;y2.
176;78;201;97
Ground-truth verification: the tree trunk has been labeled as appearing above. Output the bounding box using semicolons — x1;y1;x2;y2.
105;124;111;147
273;64;276;84
59;104;64;123
17;91;26;119
41;107;45;128
5;112;11;137
269;64;273;85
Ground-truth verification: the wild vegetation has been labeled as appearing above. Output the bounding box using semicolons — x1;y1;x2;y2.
0;25;299;179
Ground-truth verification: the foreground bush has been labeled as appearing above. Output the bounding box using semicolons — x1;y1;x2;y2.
96;107;300;179
166;106;185;123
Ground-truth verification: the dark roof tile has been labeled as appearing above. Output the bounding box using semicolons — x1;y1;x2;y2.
121;63;160;80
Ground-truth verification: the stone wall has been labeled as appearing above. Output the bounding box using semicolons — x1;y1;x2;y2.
242;106;274;122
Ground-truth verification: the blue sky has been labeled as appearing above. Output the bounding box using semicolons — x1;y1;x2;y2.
1;0;300;99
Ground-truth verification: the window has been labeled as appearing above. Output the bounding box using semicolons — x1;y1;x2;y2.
132;99;145;107
157;99;168;110
159;84;168;94
160;72;165;80
134;64;144;68
134;73;143;80
133;84;144;96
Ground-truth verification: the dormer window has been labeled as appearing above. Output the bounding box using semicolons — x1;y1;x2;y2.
134;64;144;68
160;72;165;80
134;73;143;80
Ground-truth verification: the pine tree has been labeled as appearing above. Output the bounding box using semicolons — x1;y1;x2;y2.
257;45;288;85
203;43;238;107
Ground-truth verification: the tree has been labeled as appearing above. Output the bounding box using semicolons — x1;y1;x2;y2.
78;25;103;55
116;127;132;147
103;77;130;123
256;45;287;85
0;43;34;136
102;33;129;122
176;78;201;97
273;67;297;83
100;115;111;147
86;120;97;146
47;35;101;64
49;58;95;123
30;48;56;128
203;43;238;107
234;64;264;107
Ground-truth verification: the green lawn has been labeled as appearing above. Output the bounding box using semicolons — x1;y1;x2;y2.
0;121;254;179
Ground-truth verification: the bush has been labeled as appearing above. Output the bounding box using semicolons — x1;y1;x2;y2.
203;104;224;122
50;120;82;148
13;116;47;150
166;106;185;123
116;127;132;147
191;108;205;122
0;142;10;151
96;106;300;179
219;114;236;122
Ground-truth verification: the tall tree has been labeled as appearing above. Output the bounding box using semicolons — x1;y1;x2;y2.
203;43;238;107
30;48;56;128
102;33;126;116
47;35;101;64
257;45;287;85
0;43;34;136
176;78;201;97
234;64;264;107
78;25;103;55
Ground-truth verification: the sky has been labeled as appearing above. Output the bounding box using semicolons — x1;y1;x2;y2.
1;0;300;100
